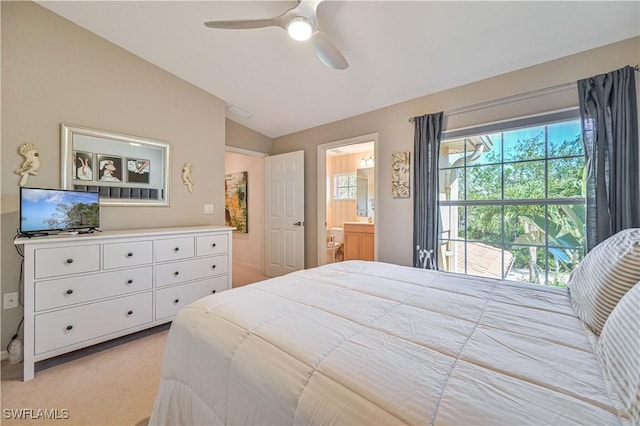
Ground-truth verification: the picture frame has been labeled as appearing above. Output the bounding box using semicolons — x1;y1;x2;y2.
391;151;411;198
225;171;248;233
73;151;94;181
126;158;150;184
61;124;170;206
97;154;123;183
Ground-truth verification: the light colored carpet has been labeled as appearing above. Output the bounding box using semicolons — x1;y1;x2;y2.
232;262;270;288
1;325;169;426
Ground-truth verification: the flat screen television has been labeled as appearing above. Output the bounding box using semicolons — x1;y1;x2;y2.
20;187;100;236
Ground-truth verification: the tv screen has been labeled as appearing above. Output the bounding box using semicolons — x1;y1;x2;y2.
20;187;100;235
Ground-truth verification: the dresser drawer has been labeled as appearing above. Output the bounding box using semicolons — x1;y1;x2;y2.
155;237;195;262
196;234;229;257
155;255;228;287
35;245;100;279
35;266;153;312
155;276;228;320
103;241;153;269
34;292;152;355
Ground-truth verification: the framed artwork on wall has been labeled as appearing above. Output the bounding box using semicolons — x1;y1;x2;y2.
126;158;150;184
225;171;248;233
73;151;94;181
61;123;171;206
97;154;123;182
391;151;410;198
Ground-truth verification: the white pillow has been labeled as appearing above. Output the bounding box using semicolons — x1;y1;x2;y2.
597;283;640;424
567;228;640;335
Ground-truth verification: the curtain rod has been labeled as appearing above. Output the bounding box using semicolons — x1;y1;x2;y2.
409;64;640;123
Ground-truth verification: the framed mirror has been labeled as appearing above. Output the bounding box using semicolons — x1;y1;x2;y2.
61;124;171;206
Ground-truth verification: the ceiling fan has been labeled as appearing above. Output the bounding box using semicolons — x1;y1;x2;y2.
204;0;349;70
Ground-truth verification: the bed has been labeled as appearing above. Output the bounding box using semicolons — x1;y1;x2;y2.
149;231;639;425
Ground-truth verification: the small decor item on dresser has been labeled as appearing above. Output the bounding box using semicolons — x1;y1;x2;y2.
182;162;194;192
391;151;410;198
15;143;41;186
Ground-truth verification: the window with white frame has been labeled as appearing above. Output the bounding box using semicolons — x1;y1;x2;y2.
438;111;586;287
333;174;357;200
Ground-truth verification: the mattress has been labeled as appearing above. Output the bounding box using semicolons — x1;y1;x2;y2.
149;260;624;425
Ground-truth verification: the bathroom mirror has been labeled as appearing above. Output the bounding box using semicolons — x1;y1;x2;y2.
61;124;171;206
356;167;374;217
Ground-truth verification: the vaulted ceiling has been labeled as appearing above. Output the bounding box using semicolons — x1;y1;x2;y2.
38;1;640;138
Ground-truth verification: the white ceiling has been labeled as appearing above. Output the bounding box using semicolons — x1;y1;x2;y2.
38;1;640;139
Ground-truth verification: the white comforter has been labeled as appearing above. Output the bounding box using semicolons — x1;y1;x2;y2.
150;261;623;425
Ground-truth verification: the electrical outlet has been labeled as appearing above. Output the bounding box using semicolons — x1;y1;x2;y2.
203;204;214;214
4;292;19;309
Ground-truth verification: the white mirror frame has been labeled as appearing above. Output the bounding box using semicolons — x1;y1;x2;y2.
61;124;171;206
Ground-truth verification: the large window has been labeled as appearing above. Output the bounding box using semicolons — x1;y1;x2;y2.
439;115;585;287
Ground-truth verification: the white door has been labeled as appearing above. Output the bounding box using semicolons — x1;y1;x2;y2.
264;150;305;277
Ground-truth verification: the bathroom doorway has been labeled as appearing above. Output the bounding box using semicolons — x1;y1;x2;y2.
317;133;378;266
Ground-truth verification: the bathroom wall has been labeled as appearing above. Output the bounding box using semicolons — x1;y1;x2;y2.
326;150;374;228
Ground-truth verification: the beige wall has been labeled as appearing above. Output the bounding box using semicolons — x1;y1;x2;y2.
1;2;227;348
226;119;272;154
224;152;264;272
272;36;640;269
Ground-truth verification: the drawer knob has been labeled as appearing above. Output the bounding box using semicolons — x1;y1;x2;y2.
65;289;74;295
173;271;180;276
66;325;73;331
173;298;180;304
212;290;216;294
212;265;216;269
173;247;180;252
127;252;133;257
212;243;217;248
127;279;133;285
66;258;74;264
127;310;133;316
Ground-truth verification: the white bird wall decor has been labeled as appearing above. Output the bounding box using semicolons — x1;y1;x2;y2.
15;143;41;186
182;162;194;193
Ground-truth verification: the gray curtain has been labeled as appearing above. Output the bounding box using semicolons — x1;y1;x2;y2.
413;112;443;269
578;65;640;252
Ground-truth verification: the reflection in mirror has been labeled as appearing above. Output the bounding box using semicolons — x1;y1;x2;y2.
356;167;374;218
61;124;170;206
356;176;368;216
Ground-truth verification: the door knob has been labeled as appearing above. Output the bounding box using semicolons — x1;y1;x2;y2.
293;221;303;227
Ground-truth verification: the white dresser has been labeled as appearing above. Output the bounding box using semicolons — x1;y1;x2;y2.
14;226;233;381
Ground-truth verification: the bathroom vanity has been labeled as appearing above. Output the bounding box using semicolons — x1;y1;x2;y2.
343;222;374;261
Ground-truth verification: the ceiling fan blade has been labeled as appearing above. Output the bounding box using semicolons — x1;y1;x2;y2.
204;18;282;30
312;32;348;70
295;0;323;25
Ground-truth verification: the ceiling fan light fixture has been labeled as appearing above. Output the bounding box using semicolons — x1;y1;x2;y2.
287;17;312;41
204;0;348;69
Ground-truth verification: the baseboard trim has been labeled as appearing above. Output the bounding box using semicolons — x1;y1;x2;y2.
1;350;8;361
